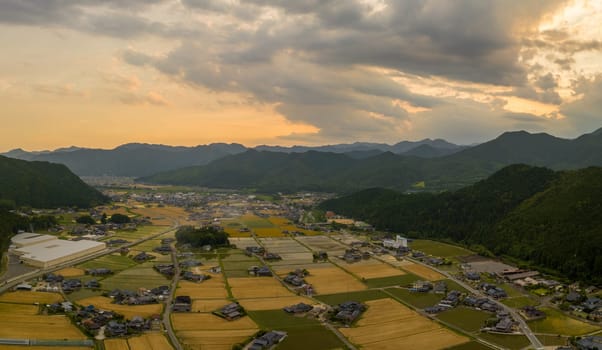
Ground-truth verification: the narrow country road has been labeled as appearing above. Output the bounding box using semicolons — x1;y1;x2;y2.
162;241;183;350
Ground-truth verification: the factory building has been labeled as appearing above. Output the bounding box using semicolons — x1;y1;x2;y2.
10;232;106;269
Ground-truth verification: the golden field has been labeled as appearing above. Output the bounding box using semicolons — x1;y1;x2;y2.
304;267;366;295
172;313;258;350
340;298;468;350
128;333;173;350
0;314;87;340
228;277;293;299
0;291;62;304
176;279;228;299
191;299;231;313
340;260;406;279
56;267;85;277
104;339;130;350
399;262;445;281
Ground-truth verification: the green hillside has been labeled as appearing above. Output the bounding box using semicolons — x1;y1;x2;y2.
0;155;108;208
320;165;602;283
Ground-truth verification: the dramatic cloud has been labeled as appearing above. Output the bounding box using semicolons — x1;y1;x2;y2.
0;0;600;149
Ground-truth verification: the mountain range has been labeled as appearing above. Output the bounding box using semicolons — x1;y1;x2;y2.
1;139;465;177
319;164;602;283
140;128;602;193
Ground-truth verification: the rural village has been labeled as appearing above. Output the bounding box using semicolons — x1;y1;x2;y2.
0;186;600;350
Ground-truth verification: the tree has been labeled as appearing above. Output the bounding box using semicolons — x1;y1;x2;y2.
109;213;131;224
76;215;96;225
175;226;229;248
101;213;108;224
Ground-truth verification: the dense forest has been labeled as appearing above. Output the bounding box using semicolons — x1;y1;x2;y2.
0;203;59;258
0;155;107;208
175;226;230;248
320;165;602;284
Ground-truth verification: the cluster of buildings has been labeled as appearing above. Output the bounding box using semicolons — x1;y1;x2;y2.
74;304;159;336
214;303;245;320
248;331;287;350
108;286;168;305
332;301;366;324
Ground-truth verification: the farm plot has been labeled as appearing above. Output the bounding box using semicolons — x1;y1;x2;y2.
238;296;313;311
191;299;232;313
399;261;445;281
104;339;130;350
0;291;62;304
130;206;191;226
221;251;260;277
296;236;347;255
379;255;408;267
339;260;406;280
304;265;366;295
172;313;258;350
100;262;170;291
109;225;168;241
78;253;137;272
410;240;473;259
176;279;228;299
228;237;257;249
77;296;162;319
127;333;173;350
528;307;600;336
339;298;468;350
228;277;293;299
329;233;368;246
56;267;85;277
0;347;91;350
0;313;87;340
259;238;313;265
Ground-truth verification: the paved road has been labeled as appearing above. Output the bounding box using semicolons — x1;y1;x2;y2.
162;242;183;350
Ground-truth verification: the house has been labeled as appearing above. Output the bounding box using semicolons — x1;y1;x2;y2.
154;264;176;277
495;317;514;333
106;321;127;337
410;280;432;293
284;274;305;287
425;305;447;314
173;295;192;312
127;316;150;332
334;301;366;324
434;281;447;294
520;306;546;321
248;266;272;277
15;283;32;291
465;272;481;281
575;336;602;350
283;303;313;314
86;268;113;276
439;290;462;307
264;252;282;261
313;251;328;261
85;279;100;288
217;303;244;320
248;331;287;350
566;291;583;303
245;246;265;256
133;252;154;262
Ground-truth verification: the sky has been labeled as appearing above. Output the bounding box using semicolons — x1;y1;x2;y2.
1;0;602;151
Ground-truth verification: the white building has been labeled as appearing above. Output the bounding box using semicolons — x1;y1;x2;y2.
382;235;408;249
10;233;106;268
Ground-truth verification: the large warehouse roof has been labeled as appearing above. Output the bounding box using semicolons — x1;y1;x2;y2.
11;233;106;267
11;232;57;247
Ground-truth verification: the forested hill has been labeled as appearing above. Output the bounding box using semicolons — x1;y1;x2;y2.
0;155;108;208
139;128;602;193
319;165;602;283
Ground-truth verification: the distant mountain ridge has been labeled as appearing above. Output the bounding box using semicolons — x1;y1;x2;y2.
0;155;107;208
139;127;602;193
1;139;464;177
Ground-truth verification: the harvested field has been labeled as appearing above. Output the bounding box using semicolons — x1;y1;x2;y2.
228;277;293;299
0;303;38;315
238;296;313;311
339;298;468;350
78;254;137;272
128;333;173;350
340;261;406;279
296;236;346;254
78;296;162;319
0;347;91;350
400;262;445;281
0;314;87;340
228;237;257;249
173;313;258;350
176;279;228;299
131;206;190;226
104;339;130;350
56;267;85;277
304;266;366;295
0;291;62;304
191;299;231;313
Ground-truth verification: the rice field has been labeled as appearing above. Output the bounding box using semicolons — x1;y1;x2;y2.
228;277;293;299
296;236;347;254
78;253;137;272
338;260;406;280
56;267;85;277
172;313;258;350
399;261;445;281
100;262;170;291
528;307;600;336
237;296;314;311
339;298;469;350
127;333;174;350
0;291;62;305
0;313;87;340
304;266;366;295
176;279;228;299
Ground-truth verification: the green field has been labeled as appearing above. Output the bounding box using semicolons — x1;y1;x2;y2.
100;262;170;291
538;334;570;346
499;283;524;298
247;310;344;350
314;289;388;306
501;296;539;308
478;333;531;350
444;341;492;350
445;279;470;293
78;254;137;272
240;214;275;229
436;307;491;333
410;240;473;258
384;288;443;309
364;273;420;288
109;225;169;240
528;307;600;336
